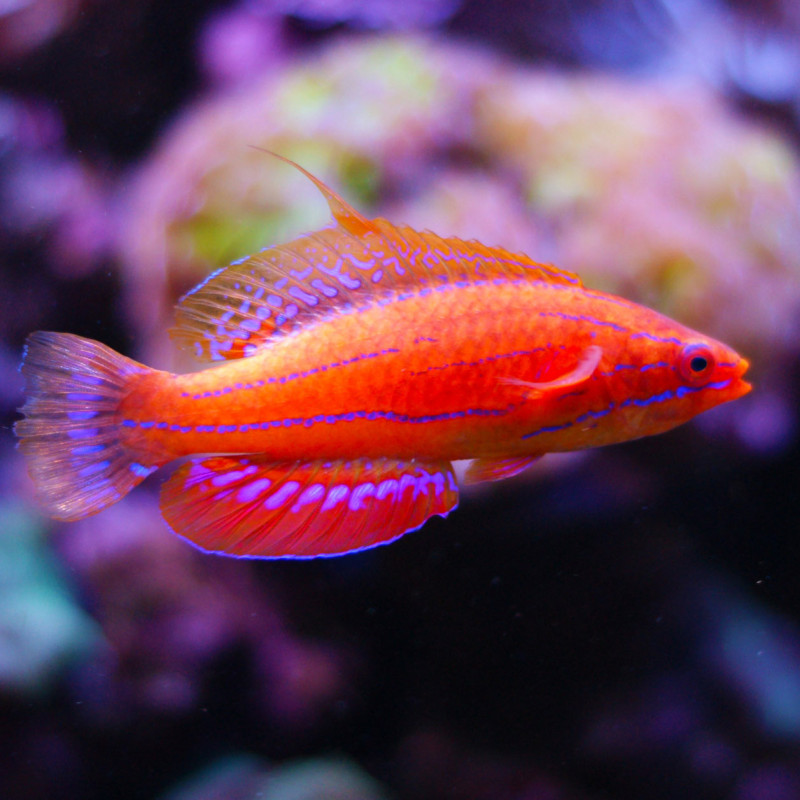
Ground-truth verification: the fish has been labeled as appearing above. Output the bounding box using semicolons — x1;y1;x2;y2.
15;154;751;559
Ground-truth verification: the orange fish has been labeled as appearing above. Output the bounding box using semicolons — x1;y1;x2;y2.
15;156;751;559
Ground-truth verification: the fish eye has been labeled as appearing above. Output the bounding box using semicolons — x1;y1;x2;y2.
679;343;716;384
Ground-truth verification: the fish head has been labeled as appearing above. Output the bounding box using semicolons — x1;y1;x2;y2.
616;328;751;438
672;336;750;412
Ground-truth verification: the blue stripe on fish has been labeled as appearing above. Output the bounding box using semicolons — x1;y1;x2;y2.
523;379;733;439
539;311;627;332
120;404;519;436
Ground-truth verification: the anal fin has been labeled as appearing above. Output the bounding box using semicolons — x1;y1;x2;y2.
160;456;459;559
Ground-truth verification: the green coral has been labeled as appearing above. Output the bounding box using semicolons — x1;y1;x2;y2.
0;502;98;694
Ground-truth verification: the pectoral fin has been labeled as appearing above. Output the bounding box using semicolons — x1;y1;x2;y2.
501;345;603;396
464;456;542;485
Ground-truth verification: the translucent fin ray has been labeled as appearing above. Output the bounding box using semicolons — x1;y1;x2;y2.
15;332;158;521
464;456;542;485
377;223;583;288
253;150;374;236
501;346;603;395
170;225;387;361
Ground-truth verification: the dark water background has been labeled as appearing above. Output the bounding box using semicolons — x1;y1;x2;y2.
2;2;800;798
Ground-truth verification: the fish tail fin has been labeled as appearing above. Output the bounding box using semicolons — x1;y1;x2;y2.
15;331;158;521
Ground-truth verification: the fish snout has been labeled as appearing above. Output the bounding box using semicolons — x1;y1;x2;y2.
729;356;751;400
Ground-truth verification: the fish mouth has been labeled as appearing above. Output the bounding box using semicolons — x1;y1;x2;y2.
732;357;751;399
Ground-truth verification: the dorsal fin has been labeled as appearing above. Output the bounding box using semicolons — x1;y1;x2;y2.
251;149;374;236
171;225;393;361
379;222;582;288
171;158;583;362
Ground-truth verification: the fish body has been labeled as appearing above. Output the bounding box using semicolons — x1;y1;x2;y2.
16;156;751;559
123;279;740;463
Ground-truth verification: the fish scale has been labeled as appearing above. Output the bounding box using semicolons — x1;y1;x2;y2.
15;154;750;558
123;281;601;463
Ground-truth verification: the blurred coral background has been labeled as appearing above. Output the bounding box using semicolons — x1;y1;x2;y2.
2;1;800;798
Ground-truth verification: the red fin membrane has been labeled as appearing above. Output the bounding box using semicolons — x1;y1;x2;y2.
382;224;582;289
464;456;542;485
159;456;459;559
15;332;157;521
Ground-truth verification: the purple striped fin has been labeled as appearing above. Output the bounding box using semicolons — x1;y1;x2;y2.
159;455;459;559
15;332;158;521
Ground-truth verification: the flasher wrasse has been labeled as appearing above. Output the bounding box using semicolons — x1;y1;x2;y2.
15;156;751;559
